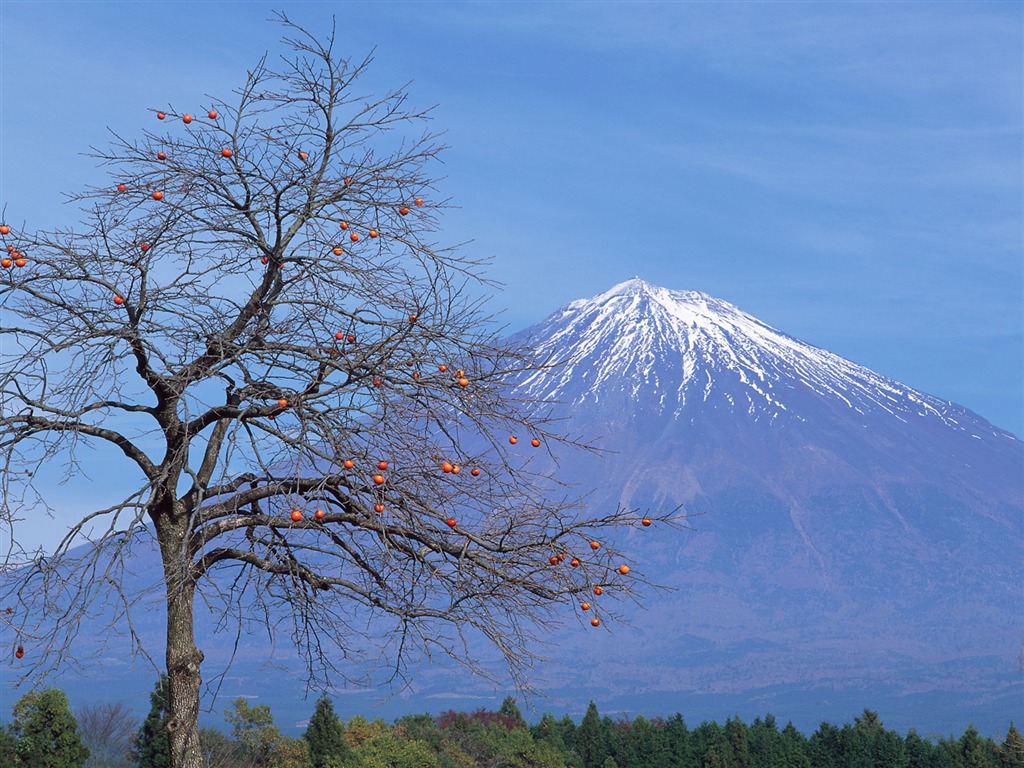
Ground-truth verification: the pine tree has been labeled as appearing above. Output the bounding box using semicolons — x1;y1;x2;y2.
665;714;692;767
133;675;171;768
780;722;811;768
577;702;608;768
748;715;784;768
304;695;349;768
499;696;527;729
725;716;752;768
560;715;579;753
960;725;998;768
10;688;90;768
998;724;1024;768
703;747;726;768
905;729;933;768
808;721;842;768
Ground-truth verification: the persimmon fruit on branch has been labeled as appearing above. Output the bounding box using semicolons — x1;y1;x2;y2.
0;13;672;768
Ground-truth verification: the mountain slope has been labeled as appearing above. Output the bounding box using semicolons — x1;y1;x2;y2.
511;277;1020;518
505;278;1023;728
4;278;1020;735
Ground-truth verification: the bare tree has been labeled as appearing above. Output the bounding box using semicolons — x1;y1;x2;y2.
78;702;138;768
0;14;670;768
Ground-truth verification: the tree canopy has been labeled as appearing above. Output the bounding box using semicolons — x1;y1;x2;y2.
0;13;664;768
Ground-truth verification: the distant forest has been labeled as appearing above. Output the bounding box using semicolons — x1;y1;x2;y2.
3;681;1022;767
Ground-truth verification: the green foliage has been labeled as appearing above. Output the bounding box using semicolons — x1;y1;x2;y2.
224;700;288;765
959;725;999;768
9;688;89;768
349;732;442;768
305;695;349;768
726;716;752;768
779;721;811;768
665;714;693;767
435;706;565;768
344;714;392;749
998;724;1024;768
132;676;171;768
1;682;1018;768
559;715;579;754
576;702;608;768
808;721;842;768
748;715;783;768
0;726;19;765
501;697;528;729
691;721;728;768
905;729;934;768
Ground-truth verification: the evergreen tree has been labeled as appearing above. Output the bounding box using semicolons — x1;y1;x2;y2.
703;747;726;768
10;688;90;768
780;721;811;768
132;675;171;768
533;713;571;759
940;733;968;768
808;721;842;768
748;715;783;768
875;729;909;768
998;724;1024;768
854;710;885;735
577;702;608;768
623;714;665;768
906;729;934;768
960;725;998;768
499;697;528;729
665;714;692;768
692;722;728;768
725;716;751;768
853;709;908;768
304;695;349;768
560;714;579;753
842;722;875;768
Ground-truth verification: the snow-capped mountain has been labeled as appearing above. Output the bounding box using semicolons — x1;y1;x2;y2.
6;278;1021;735
510;277;1020;513
517;277;995;434
505;278;1022;731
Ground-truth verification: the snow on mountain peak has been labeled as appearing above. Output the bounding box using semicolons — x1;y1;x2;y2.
513;279;1007;438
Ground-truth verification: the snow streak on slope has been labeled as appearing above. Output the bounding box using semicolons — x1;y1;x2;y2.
513;278;1010;439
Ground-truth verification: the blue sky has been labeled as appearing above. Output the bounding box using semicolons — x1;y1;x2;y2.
1;1;1021;436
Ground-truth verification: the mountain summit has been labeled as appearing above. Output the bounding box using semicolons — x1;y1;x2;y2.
517;277;1009;437
509;279;1022;729
512;277;1019;511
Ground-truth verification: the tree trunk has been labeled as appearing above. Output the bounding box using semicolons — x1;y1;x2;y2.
160;525;204;768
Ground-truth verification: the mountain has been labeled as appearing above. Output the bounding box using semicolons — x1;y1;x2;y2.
3;278;1021;735
505;278;1023;731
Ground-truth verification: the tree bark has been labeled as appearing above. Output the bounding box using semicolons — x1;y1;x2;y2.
160;521;204;768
